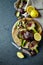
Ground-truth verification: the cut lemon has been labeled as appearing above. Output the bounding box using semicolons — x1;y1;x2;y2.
26;6;35;13
17;52;24;59
30;9;39;18
34;33;41;41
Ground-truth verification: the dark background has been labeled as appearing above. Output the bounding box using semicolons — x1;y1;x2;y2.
0;0;43;65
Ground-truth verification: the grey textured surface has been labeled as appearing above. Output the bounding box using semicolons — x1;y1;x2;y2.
32;0;43;9
0;0;43;65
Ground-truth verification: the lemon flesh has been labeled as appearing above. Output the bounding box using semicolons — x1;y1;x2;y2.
26;6;35;13
30;9;39;18
34;33;41;41
17;52;24;58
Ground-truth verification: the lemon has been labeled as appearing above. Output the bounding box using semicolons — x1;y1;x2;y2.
30;9;39;18
26;6;35;13
17;52;24;59
34;33;41;41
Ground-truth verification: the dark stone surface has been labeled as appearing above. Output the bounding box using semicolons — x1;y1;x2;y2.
0;0;43;65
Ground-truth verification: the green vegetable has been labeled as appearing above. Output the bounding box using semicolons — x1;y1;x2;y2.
15;21;22;28
28;26;37;33
21;39;27;47
32;28;37;33
22;21;26;28
17;32;22;39
35;48;38;53
27;22;37;33
19;3;23;8
16;11;20;18
15;21;20;28
33;44;38;53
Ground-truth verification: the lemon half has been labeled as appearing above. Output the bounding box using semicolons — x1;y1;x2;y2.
17;52;24;59
26;6;35;13
30;9;39;18
34;33;41;41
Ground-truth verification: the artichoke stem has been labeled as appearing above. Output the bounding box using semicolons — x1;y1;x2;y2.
32;28;37;33
34;48;38;53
